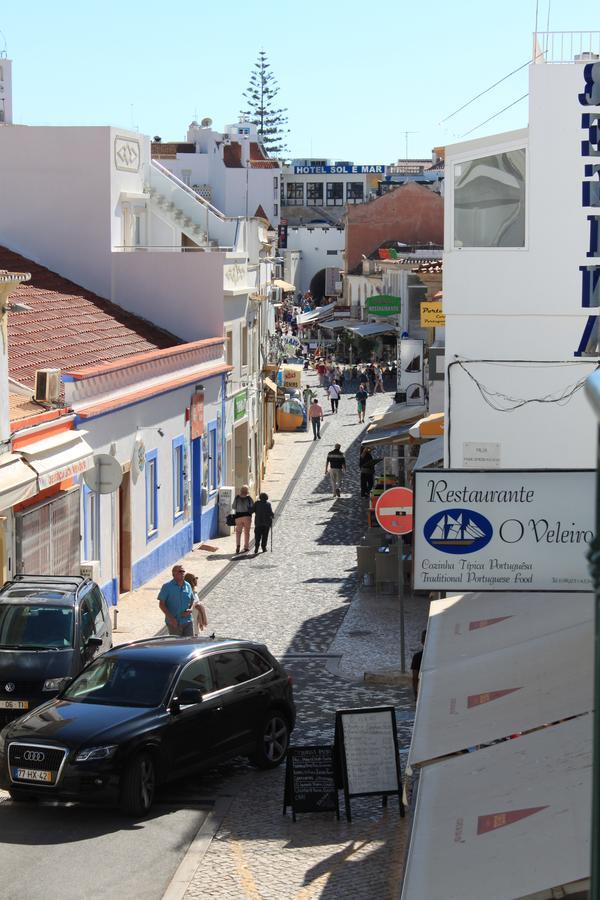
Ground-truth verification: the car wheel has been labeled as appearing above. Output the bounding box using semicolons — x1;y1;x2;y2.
250;711;290;769
119;752;155;817
8;789;37;803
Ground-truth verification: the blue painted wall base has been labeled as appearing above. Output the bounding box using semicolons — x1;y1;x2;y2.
100;577;119;607
132;522;194;590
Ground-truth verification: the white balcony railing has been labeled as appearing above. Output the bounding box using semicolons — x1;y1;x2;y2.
534;31;600;64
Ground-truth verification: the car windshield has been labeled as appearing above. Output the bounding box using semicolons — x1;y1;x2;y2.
63;657;176;708
0;604;74;649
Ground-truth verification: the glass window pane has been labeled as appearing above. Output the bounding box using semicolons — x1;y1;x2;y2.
454;149;526;248
211;651;251;689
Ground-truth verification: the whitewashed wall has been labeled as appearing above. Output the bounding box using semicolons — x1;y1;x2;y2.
444;62;598;468
286;225;345;293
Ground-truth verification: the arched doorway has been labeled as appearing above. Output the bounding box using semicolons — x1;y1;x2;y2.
309;269;326;302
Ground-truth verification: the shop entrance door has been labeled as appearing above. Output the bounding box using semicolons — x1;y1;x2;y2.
234;422;248;490
118;470;132;593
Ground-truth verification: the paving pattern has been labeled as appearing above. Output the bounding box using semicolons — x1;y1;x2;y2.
185;389;420;900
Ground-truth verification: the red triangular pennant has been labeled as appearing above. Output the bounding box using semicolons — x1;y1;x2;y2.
467;687;522;708
477;806;548;835
469;616;513;631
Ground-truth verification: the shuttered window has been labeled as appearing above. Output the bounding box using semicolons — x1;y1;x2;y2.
15;489;81;576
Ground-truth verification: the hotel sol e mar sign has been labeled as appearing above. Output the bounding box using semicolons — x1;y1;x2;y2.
413;470;594;592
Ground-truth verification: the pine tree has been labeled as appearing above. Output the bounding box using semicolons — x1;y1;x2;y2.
241;51;289;157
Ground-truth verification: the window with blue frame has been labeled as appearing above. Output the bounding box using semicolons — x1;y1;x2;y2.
173;435;185;521
83;484;100;561
208;422;218;493
145;449;158;540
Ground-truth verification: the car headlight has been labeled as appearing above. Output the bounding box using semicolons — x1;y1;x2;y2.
75;745;118;762
43;677;71;692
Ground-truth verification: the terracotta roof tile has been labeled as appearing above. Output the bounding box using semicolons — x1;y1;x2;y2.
1;246;183;392
223;143;243;168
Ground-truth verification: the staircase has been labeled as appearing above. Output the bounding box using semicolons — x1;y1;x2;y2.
146;161;242;251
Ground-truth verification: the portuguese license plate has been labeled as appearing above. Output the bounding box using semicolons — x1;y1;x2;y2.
13;768;53;783
0;700;28;710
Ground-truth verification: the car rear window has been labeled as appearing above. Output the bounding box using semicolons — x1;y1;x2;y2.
0;604;74;649
211;651;252;689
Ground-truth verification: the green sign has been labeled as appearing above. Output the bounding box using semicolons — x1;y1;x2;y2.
233;390;248;422
366;294;402;317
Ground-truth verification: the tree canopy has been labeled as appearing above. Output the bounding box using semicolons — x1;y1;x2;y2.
241;50;289;157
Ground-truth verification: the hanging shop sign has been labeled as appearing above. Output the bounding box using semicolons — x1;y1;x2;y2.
191;389;205;441
366;295;402;317
413;469;595;592
233;390;248;422
280;365;303;389
398;338;424;395
420;300;445;327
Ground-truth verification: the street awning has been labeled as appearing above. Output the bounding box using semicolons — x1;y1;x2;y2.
408;411;444;438
296;302;337;325
409;620;593;768
347;322;398;338
0;452;38;510
361;424;413;447
402;716;591;900
422;591;594;673
263;376;278;393
319;318;361;331
20;430;94;490
367;403;426;430
272;279;296;293
414;435;444;469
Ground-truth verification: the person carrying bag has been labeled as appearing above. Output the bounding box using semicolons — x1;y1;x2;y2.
232;485;254;554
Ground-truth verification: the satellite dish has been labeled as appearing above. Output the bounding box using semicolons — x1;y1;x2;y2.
83;454;123;494
201;117;213;128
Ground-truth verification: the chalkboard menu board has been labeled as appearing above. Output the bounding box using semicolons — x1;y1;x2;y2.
283;745;339;821
335;706;404;822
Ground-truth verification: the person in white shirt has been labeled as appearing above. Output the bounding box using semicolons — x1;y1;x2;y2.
328;380;342;414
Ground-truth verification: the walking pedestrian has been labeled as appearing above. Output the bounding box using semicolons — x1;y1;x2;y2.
184;572;208;636
325;443;347;498
308;397;323;441
359;446;381;497
158;564;194;637
328;379;342;414
232;484;254;554
355;384;368;423
411;630;427;700
253;492;274;554
308;397;324;440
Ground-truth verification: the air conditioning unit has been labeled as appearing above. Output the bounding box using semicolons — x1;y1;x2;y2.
80;561;100;583
34;368;61;404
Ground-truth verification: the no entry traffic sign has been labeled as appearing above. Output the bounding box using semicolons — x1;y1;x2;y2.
375;487;414;535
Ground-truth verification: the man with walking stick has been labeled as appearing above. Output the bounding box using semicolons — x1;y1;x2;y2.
253;492;274;555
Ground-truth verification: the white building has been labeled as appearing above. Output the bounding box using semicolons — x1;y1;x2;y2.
443;45;600;469
283;224;345;296
0;56;12;124
280;159;385;220
152;119;281;224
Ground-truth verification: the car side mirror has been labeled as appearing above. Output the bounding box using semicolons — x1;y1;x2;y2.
86;636;103;650
178;688;203;706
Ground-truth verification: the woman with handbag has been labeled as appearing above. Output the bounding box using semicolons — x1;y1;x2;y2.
231;484;254;554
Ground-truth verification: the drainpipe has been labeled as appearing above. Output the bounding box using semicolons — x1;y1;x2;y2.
0;270;32;451
585;369;600;900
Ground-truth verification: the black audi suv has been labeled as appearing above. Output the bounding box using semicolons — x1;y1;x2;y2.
0;636;295;815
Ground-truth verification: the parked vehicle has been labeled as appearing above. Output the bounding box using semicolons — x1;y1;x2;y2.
0;575;112;726
0;636;296;816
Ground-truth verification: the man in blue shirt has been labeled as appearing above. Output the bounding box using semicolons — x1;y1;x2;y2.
158;564;194;636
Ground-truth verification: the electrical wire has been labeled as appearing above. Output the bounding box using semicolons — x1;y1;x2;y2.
460;93;529;138
439;61;533;125
455;360;599;412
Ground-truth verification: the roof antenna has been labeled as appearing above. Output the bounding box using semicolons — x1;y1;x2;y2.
0;29;7;58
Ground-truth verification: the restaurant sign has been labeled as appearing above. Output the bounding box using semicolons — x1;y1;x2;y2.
413;470;594;591
420;300;445;327
366;295;401;317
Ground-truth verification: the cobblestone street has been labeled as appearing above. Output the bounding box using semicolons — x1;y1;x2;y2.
183;388;428;900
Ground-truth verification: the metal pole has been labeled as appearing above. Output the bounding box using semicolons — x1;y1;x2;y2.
398;536;406;673
590;423;600;900
584;373;600;900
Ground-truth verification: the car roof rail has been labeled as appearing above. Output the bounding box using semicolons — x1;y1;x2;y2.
3;574;89;595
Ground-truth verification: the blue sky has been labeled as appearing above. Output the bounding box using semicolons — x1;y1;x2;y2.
1;0;598;162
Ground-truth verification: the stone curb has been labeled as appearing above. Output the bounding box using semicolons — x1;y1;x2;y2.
364;669;413;686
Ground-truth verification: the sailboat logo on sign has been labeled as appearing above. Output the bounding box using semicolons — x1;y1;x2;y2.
424;508;493;554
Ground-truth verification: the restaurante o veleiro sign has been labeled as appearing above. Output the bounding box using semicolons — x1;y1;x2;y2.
366;295;401;317
413;470;595;591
